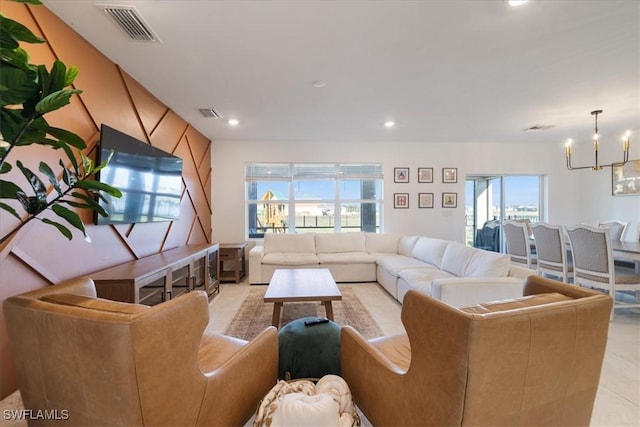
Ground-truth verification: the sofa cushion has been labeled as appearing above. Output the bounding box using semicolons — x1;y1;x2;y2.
412;237;450;268
262;253;320;265
398;236;419;257
397;267;455;284
459;292;572;314
377;255;431;276
317;252;376;264
41;293;150;314
466;250;510;277
315;233;366;253
365;233;401;254
264;233;316;254
440;242;477;277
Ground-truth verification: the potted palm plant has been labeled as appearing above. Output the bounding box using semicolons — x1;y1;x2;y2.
0;0;121;244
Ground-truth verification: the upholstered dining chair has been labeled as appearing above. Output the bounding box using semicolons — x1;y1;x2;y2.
3;277;279;426
531;222;574;283
502;219;537;269
598;220;629;241
341;275;612;426
566;224;640;320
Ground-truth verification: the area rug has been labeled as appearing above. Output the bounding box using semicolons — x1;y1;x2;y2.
224;286;383;341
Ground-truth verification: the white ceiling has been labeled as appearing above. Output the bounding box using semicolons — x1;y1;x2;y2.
41;0;639;146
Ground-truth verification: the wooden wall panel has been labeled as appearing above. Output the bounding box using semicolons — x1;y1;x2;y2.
0;4;213;398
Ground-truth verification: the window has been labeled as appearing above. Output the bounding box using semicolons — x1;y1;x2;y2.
465;175;545;251
246;163;383;237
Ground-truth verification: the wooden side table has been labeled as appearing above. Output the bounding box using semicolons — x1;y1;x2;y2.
219;243;248;283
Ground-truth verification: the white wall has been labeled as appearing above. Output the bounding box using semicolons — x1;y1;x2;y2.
211;140;640;243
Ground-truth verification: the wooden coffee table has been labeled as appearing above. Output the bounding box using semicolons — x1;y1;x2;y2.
264;268;342;327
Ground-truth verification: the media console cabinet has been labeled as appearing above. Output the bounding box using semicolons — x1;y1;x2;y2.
91;244;220;305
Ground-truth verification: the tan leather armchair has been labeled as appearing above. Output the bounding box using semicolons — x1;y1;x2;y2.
341;275;612;426
3;277;278;426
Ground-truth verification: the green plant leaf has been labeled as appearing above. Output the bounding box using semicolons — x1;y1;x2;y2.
0;28;19;50
0;47;31;71
37;64;51;97
41;218;72;240
0;179;22;198
0;15;45;45
0;108;22;142
60;160;77;186
9;115;48;146
94;149;114;174
76;179;122;197
38;161;62;194
81;154;93;175
64;65;79;87
16;160;47;200
16;191;46;215
0;162;12;174
68;191;107;216
0;201;21;220
47;127;86;150
8;0;44;5
35;89;82;115
0;66;39;106
48;60;66;93
51;204;86;236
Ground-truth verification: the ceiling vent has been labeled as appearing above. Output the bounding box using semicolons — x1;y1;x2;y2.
198;108;222;119
100;5;159;42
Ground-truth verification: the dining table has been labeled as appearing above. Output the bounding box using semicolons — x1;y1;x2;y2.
611;240;640;273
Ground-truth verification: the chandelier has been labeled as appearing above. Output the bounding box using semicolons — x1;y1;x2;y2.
565;110;631;171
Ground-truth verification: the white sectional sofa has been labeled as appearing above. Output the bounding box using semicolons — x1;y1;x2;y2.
249;232;534;307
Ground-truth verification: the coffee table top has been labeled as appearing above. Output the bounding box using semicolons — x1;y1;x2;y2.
264;269;342;302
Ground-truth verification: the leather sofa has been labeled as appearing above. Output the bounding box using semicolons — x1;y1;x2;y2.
341;275;613;426
250;232;533;306
3;277;278;426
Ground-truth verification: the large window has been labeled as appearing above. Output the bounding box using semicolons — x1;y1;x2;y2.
246;163;383;237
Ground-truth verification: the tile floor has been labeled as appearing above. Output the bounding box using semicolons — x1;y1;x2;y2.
210;281;640;427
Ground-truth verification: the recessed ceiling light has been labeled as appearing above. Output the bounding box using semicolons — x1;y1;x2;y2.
312;80;326;88
384;121;395;128
508;0;528;6
227;118;239;126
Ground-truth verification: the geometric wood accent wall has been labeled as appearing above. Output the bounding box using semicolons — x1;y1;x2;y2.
0;3;212;398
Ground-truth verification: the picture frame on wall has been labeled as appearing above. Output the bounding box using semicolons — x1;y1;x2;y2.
442;192;457;208
418;193;434;208
442;168;457;183
418;167;433;183
612;160;640;196
394;167;410;183
394;193;409;208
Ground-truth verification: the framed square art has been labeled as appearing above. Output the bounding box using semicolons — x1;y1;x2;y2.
394;193;409;208
442;167;458;183
612;160;640;196
418;167;433;183
394;167;409;183
442;192;457;208
418;193;434;208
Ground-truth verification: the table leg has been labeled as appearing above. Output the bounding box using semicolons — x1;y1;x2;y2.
323;301;334;321
271;302;283;327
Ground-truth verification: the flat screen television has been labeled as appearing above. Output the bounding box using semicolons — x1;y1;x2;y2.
95;124;183;225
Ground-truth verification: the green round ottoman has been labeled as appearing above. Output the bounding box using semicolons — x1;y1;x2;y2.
278;317;341;380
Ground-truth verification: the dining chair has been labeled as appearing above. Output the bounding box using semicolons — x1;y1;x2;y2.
531;222;574;283
566;224;640;320
502;220;537;269
598;220;629;241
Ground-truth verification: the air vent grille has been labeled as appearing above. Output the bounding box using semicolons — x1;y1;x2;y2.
101;6;159;42
199;108;222;119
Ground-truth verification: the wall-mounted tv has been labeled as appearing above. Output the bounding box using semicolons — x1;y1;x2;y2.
96;124;183;225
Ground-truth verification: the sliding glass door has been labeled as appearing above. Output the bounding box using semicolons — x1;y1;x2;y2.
465;175;544;251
